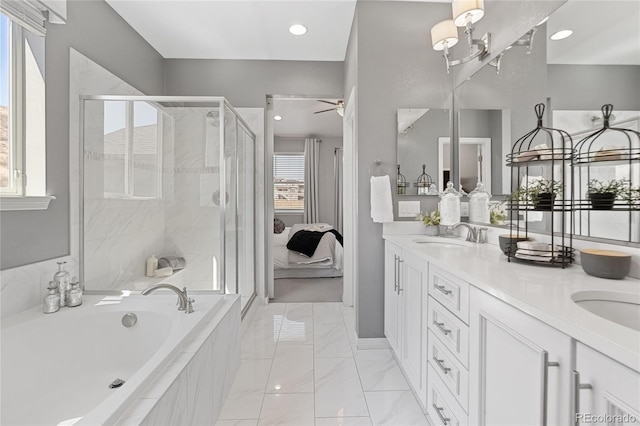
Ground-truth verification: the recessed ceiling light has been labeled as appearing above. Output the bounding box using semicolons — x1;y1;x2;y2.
289;24;307;36
550;29;573;41
274;115;282;121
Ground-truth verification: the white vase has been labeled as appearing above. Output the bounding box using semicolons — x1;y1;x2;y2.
425;225;439;236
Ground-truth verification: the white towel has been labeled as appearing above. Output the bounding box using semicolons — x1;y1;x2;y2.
370;175;394;223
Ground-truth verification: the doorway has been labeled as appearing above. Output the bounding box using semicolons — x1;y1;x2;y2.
266;95;344;303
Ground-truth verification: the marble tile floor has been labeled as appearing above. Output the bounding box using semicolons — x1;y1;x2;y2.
217;302;430;426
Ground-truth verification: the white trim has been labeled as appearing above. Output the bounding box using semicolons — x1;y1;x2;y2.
0;195;55;211
356;337;391;350
439;137;492;191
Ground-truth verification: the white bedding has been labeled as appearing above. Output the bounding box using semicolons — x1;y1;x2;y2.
273;226;343;272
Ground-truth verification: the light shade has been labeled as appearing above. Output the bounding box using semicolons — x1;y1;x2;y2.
289;24;307;35
452;0;485;27
431;19;459;51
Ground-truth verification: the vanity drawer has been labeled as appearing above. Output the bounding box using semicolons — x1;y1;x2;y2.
429;265;470;324
427;364;469;426
428;329;468;410
428;296;469;368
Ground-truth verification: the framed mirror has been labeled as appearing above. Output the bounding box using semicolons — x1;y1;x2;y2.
396;108;450;195
452;0;640;245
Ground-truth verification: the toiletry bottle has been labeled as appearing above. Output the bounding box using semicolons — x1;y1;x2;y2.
469;181;491;224
53;261;71;307
43;281;60;314
67;277;82;307
146;255;158;277
439;181;462;226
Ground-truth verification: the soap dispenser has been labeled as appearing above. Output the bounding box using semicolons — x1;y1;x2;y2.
53;261;70;307
469;181;491;224
43;281;60;314
439;181;462;226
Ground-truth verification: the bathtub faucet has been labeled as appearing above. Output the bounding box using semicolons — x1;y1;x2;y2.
141;284;194;314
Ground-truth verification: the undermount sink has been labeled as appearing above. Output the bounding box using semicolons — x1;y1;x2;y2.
572;290;640;331
412;238;471;248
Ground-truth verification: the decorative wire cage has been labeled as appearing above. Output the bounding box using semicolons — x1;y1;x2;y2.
415;164;434;195
572;104;640;242
397;165;407;195
506;103;574;267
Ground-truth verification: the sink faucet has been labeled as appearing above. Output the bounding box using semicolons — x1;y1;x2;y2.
447;223;488;243
141;284;194;314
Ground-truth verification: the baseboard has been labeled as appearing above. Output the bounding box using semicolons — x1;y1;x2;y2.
356;338;391;350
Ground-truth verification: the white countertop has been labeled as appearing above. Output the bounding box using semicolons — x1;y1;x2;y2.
384;234;640;372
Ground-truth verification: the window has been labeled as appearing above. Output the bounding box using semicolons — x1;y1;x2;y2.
0;13;17;194
273;153;304;211
0;6;48;206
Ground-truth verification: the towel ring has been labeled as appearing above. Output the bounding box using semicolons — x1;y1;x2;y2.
369;159;390;177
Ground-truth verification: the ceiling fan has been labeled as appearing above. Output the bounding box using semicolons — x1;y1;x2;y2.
314;100;345;117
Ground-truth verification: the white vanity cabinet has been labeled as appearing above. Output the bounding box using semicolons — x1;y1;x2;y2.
384;241;403;355
468;286;573;426
573;343;640;425
383;241;428;408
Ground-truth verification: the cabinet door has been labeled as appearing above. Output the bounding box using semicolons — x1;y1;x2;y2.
469;287;572;426
574;343;640;425
384;242;402;355
400;250;427;402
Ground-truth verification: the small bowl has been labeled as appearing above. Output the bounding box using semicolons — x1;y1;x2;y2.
580;249;631;280
498;234;530;256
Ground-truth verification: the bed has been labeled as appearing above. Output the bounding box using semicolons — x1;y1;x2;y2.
274;224;344;279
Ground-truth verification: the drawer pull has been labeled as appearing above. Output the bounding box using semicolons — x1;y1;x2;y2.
433;320;452;335
433;356;451;374
432;404;450;425
434;283;452;295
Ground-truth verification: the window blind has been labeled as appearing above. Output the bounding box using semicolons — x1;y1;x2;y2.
273;153;305;211
1;0;47;36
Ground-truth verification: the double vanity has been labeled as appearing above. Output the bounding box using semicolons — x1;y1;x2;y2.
383;229;639;425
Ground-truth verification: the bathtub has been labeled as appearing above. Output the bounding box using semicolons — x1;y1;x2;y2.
1;291;240;425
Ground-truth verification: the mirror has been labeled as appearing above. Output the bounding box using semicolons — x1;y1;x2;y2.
453;0;640;244
396;108;450;195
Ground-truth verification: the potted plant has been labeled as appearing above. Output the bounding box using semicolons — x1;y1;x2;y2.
489;201;506;225
509;178;562;211
587;179;629;210
417;210;440;236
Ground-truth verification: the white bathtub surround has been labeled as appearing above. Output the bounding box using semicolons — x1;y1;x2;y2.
1;292;240;425
0;255;77;319
216;302;429;425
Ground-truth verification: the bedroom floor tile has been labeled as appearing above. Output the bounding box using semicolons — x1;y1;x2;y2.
217;301;428;426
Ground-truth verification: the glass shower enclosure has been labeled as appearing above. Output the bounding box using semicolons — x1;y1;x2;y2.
79;96;256;312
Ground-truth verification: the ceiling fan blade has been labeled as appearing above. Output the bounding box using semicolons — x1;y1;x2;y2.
314;107;337;114
318;100;338;106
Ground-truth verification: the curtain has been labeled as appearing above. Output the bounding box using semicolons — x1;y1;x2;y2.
304;138;320;223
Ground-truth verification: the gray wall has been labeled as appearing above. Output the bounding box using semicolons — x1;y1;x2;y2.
164;60;344;107
0;0;164;269
350;1;453;338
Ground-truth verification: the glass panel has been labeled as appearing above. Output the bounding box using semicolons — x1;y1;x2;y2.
224;106;238;296
103;101;127;196
132;101;159;198
0;14;11;189
238;124;255;310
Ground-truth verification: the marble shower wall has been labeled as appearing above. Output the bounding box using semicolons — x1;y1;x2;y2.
163;107;222;290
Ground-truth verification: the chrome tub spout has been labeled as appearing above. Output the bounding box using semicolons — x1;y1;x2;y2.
141;284;194;314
